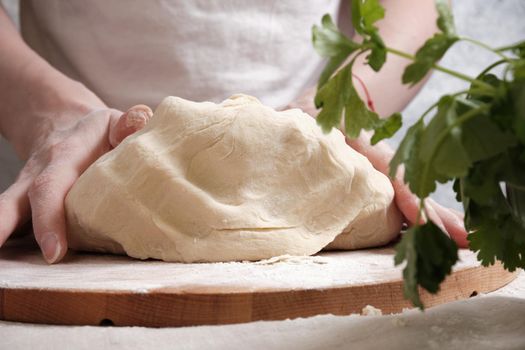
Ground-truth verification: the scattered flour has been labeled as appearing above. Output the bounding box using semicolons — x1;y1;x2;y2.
361;305;382;316
252;255;330;265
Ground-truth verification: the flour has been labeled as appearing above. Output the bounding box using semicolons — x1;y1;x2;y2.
0;242;492;293
361;305;383;316
252;255;330;265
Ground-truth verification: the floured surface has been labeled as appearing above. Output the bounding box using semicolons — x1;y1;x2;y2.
1;296;524;350
0;239;484;293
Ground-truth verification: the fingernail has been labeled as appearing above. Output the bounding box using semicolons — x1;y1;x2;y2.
125;110;147;128
125;107;152;129
40;233;61;264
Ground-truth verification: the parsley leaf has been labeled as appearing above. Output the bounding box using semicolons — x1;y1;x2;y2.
370;113;402;145
462;159;503;205
463;150;525;271
344;84;401;140
461;113;517;162
351;0;385;35
419;96;471;178
315;66;352;133
313;0;525;309
315;63;401;140
467;193;525;271
402;0;458;85
312;15;360;89
507;183;525;230
462;73;518;159
468;217;525;270
344;81;379;138
351;0;387;71
395;222;459;309
313;0;395;139
394;227;421;307
402;34;458;85
389;119;447;197
435;0;456;36
366;31;387;71
510;78;525;143
389;120;424;178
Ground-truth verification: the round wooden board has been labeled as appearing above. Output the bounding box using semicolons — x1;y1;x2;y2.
0;238;517;328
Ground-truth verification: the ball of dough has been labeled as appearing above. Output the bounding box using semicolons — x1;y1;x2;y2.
65;94;402;262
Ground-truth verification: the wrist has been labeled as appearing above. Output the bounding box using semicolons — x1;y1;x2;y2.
2;62;106;158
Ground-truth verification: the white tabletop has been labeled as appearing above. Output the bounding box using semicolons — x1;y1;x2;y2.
1;271;524;350
1;1;525;349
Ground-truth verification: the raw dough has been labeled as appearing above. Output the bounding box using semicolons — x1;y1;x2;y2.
65;94;401;262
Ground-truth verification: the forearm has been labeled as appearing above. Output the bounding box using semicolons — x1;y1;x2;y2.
291;0;438;174
350;0;438;116
0;6;105;159
345;0;439;173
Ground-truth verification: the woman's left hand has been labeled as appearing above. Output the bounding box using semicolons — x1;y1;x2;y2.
285;87;469;248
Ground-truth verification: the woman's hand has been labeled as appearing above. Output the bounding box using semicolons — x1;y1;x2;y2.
286;87;469;248
0;5;153;262
286;0;469;247
0;105;152;263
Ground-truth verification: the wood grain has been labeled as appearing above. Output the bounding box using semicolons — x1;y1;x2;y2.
0;239;517;327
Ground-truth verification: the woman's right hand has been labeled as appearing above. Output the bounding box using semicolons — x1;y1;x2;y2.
0;5;156;263
0;105;152;263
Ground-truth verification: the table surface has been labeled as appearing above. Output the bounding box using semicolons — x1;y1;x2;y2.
1;1;525;349
1;270;524;350
1;239;517;328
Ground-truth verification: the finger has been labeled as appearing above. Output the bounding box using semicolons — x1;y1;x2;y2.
392;179;448;235
28;161;80;264
0;159;44;247
452;207;465;222
109;105;152;147
392;179;423;225
27;127;110;264
0;178;32;246
428;199;469;248
424;201;447;234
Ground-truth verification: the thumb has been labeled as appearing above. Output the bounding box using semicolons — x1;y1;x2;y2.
109;105;153;147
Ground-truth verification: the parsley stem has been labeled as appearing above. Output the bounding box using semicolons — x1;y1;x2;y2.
385;47;416;61
451;105;490;129
417;90;470;124
495;41;524;52
459;37;511;61
416;198;427;226
476;59;507;77
385;47;495;92
495;44;516;52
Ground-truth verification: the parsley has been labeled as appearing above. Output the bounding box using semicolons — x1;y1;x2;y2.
394;222;458;309
312;0;525;307
312;4;401;142
403;0;459;85
312;15;360;90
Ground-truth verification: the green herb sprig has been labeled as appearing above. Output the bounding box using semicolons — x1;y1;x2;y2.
312;0;525;308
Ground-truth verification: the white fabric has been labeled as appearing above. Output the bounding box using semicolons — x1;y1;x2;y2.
20;0;340;111
1;286;525;349
0;0;342;190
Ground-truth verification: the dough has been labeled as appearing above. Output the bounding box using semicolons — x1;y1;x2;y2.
65;94;401;262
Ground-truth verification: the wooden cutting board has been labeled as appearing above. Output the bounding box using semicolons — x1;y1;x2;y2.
0;237;517;327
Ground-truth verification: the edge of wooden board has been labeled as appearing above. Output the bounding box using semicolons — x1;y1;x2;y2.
0;262;517;327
